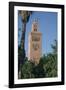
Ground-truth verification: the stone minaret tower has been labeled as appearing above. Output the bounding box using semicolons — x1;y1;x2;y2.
28;19;42;65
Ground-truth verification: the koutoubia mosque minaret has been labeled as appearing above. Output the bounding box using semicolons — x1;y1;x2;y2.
28;19;42;65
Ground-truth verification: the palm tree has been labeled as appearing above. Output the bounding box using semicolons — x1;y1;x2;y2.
18;11;32;78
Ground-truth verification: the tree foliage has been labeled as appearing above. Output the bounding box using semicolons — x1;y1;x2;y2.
21;60;35;78
19;40;57;79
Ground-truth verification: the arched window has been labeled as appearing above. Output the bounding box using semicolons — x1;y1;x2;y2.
34;29;37;31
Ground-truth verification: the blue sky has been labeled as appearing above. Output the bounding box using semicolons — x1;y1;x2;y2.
18;11;57;56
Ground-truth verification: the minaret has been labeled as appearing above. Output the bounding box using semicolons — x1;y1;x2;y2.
28;19;42;65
